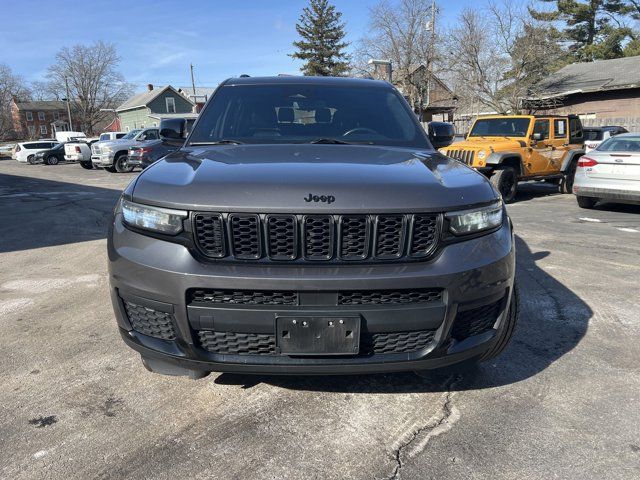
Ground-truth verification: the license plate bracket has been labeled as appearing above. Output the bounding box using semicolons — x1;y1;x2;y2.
276;316;361;356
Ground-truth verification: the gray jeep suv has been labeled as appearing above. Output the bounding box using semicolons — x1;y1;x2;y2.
108;76;517;378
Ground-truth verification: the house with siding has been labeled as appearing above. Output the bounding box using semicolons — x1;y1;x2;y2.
529;56;640;130
116;85;195;131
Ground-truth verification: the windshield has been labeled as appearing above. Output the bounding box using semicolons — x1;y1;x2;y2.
52;143;63;150
584;129;603;141
469;118;531;137
188;84;429;148
122;129;141;140
596;136;640;152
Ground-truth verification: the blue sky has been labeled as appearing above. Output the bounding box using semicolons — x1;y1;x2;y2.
0;0;472;92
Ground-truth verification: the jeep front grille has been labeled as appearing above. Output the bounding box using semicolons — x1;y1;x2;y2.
192;213;441;263
446;149;475;165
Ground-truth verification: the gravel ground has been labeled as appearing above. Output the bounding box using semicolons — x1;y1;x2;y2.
1;160;639;479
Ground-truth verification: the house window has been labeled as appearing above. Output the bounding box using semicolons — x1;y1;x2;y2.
166;97;176;113
26;111;33;121
53;111;60;121
125;126;130;132
38;111;45;121
28;125;36;136
40;125;47;135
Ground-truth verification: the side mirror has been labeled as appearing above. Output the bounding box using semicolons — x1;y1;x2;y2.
428;122;455;149
160;118;192;146
532;132;544;141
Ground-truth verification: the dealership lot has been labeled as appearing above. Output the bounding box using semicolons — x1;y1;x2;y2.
1;161;639;479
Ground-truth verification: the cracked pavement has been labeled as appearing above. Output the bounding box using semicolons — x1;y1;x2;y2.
1;161;639;479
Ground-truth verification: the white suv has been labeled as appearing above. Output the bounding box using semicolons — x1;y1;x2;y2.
12;141;59;164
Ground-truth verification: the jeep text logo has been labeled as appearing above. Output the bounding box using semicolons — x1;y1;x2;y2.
304;193;335;204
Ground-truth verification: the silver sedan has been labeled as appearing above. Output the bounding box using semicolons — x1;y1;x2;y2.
573;133;640;208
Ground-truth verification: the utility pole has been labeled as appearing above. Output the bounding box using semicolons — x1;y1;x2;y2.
64;76;73;132
190;63;196;96
425;0;437;122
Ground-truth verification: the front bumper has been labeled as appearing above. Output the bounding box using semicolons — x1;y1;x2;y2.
92;153;114;167
109;215;516;375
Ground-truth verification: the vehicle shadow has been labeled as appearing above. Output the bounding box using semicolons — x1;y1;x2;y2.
215;235;592;393
0;173;122;254
512;181;562;203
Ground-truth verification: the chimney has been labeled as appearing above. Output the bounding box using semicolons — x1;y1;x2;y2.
368;59;393;83
147;84;154;91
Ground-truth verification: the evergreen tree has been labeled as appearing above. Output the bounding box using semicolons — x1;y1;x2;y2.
530;0;632;61
290;0;350;76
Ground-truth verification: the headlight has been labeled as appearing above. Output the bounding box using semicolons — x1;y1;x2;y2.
103;146;113;153
477;150;486;160
446;201;503;235
121;199;187;235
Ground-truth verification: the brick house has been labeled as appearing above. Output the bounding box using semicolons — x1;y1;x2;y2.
530;55;640;130
11;99;70;139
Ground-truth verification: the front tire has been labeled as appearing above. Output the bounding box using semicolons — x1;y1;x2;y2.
490;167;518;203
114;153;133;173
576;196;597;209
45;155;59;165
79;161;93;170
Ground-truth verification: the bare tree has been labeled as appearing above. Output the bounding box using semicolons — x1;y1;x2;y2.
443;2;568;115
46;41;132;134
0;64;30;140
354;0;441;113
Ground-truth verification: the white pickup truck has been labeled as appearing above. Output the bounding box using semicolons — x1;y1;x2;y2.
64;136;100;169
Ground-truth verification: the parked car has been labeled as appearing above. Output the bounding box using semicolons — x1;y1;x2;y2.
440;114;585;202
55;131;86;143
33;142;66;165
583;126;628;152
12;140;59;164
91;128;160;173
573;132;640;208
108;76;517;379
126;118;195;170
98;132;127;142
64;137;100;169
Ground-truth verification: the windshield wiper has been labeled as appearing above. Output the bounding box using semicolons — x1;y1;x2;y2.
190;139;244;146
309;138;351;145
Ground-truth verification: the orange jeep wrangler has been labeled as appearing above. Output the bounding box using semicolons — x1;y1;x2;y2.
441;115;585;202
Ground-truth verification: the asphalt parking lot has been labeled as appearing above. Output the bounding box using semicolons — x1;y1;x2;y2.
1;160;639;480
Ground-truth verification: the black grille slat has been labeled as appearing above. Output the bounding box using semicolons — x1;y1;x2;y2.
304;215;334;260
361;330;435;354
189;289;298;306
374;215;406;259
198;331;277;355
451;300;503;341
230;214;261;259
267;215;297;260
194;213;225;257
339;215;369;260
409;214;439;257
193;212;441;263
338;289;442;305
124;302;176;340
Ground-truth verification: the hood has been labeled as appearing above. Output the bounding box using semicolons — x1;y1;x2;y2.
131;144;498;213
443;137;527;152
